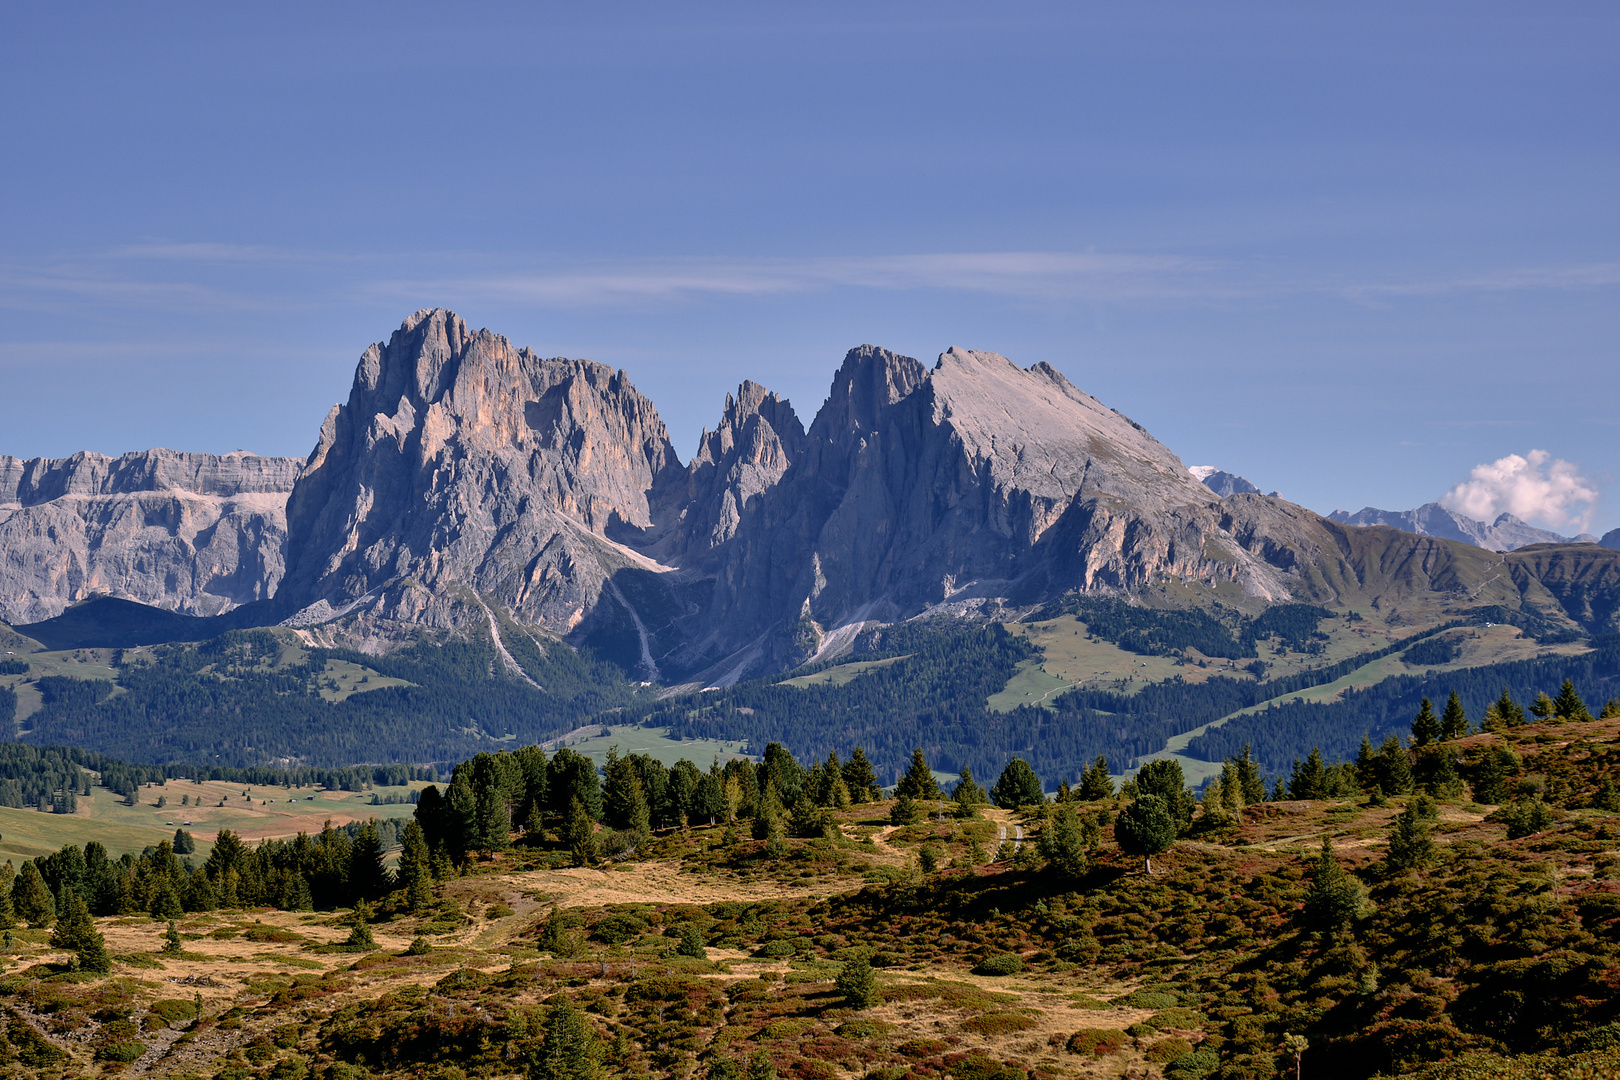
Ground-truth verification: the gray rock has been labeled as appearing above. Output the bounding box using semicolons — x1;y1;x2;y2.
0;450;299;624
1189;466;1262;498
1327;503;1581;551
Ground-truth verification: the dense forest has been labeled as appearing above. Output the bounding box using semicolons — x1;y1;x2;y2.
1187;632;1620;771
11;628;641;767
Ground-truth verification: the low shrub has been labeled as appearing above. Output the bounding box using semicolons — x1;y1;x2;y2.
1146;1037;1195;1063
1164;1049;1220;1077
973;953;1023;976
960;1011;1037;1037
1111;990;1178;1010
1065;1029;1126;1056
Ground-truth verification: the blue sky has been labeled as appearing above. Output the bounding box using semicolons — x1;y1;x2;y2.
2;3;1616;533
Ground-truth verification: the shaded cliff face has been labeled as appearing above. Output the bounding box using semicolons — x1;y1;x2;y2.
668;380;804;556
276;308;684;639
678;345;1296;676
0;450;299;624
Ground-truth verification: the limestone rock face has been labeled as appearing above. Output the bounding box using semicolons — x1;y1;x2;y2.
0;450;299;624
680;346;1295;676
668;380;804;556
276;308;685;639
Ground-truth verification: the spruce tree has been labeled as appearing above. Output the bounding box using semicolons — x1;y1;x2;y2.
1288;749;1331;800
1602;699;1620;720
397;821;434;914
1552;679;1594;722
532;997;599;1080
677;924;707;959
1385;800;1435;872
349;819;392;901
13;862;55;927
564;797;598;867
1235;745;1268;804
836;951;880;1008
1440;691;1469;740
1481;688;1526;732
1410;698;1442;747
989;758;1045;809
1353;735;1378;791
951;767;988;806
895;749;942;801
1529;691;1557;721
1077;755;1114;801
1375;736;1414;795
162;919;183;955
51;890;110;973
1300;837;1369;933
1037;801;1088;877
841;748;880;803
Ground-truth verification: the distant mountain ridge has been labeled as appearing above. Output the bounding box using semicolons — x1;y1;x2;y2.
5;309;1620;682
0;449;300;624
1328;503;1599;552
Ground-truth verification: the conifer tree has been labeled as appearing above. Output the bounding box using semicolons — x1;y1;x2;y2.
1300;837;1369;933
1234;745;1268;804
1552;679;1594;722
1077;755;1114;801
397;820;434;914
1416;747;1464;799
990;758;1045;809
1353;735;1378;791
1037;800;1088;877
471;752;513;854
1385;799;1435;872
13;862;55;927
836;951;880;1008
1133;759;1196;831
1410;697;1442;747
1114;793;1177;874
1602;698;1620;720
564;797;597;867
951;767;988;806
677;924;706;960
1288;749;1331;800
841;748;880;803
1375;736;1414;795
1481;688;1526;732
1529;691;1557;721
51;890;109;972
349;819;392;901
895;749;942;801
162;919;183;955
532;997;599;1080
1440;691;1469;740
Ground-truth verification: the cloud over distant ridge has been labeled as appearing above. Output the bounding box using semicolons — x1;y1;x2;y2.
1440;450;1600;533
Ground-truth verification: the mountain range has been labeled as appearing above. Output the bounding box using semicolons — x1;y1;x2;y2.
5;308;1620;685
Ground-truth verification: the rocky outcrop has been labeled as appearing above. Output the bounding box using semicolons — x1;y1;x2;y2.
275;309;686;657
0;450;299;624
1328;503;1589;552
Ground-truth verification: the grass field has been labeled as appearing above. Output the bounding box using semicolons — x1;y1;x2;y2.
541;724;753;768
777;654;910;689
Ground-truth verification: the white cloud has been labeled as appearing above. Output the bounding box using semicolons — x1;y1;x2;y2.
1440;450;1600;532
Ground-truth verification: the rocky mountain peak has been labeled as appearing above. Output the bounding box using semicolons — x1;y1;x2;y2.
812;345;928;440
673;381;805;555
278;309;683;630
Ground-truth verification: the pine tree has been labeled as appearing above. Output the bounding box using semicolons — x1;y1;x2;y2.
1440;691;1469;740
1132;759;1196;831
532;997;599;1080
1077;755;1114;801
1114;793;1177;874
1375;736;1414;795
951;767;988;806
1353;735;1378;791
1288;749;1331;800
1415;747;1464;799
836;951;880;1008
1235;745;1268;804
349;819;392;901
397;820;434;914
1300;837;1369;933
989;758;1045;809
841;748;880;803
1552;679;1594;722
677;924;706;959
1410;698;1442;747
1385;800;1435;872
51;890;109;973
162;919;183;955
1482;688;1526;732
1037;801;1088;877
895;749;942;801
564;797;597;867
13;862;55;927
1601;699;1620;720
1529;691;1557;721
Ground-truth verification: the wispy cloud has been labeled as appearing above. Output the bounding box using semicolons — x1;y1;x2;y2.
1341;262;1620;301
365;251;1234;308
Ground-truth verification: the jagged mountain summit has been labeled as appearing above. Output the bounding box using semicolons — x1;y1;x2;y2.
1328;503;1597;552
1189;466;1263;498
0;449;299;624
6;310;1618;682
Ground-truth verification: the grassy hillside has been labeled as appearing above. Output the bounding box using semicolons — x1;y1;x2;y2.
0;713;1615;1078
